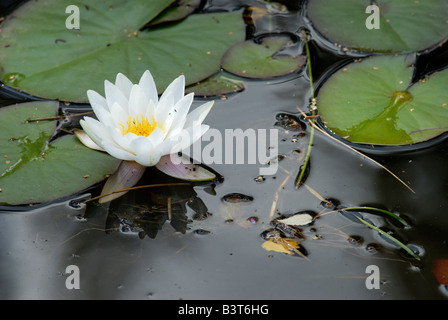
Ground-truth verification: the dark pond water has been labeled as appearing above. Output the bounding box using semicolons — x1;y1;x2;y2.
1;0;448;300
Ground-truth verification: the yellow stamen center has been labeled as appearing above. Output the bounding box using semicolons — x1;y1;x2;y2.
121;115;158;137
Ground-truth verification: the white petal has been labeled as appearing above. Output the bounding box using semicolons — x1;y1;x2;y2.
115;73;134;99
146;126;165;147
87;90;115;127
144;99;157;120
182;124;210;149
74;128;105;152
150;153;163;166
128;84;149;119
164;93;193;138
108;126;138;155
139;70;158;105
136;152;162;167
80;117;111;149
87;89;108;111
105;80;129;113
159;74;185;105
109;102;129;130
98;160;146;203
129;136;158;166
183;100;214;129
148;135;179;156
160;124;209;154
156;90;174;122
102;140;136;161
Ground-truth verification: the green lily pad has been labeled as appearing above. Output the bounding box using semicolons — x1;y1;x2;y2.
147;0;202;26
0;0;245;103
221;36;306;78
317;54;448;145
307;0;448;53
0;101;120;205
186;71;245;97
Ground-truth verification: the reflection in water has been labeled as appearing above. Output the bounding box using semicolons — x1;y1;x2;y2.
104;167;216;240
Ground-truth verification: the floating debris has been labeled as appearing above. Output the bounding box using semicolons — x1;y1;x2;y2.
221;193;254;203
270;219;305;240
260;229;307;258
347;235;364;246
276;212;314;227
246;216;259;224
365;243;382;254
274;113;306;131
194;229;211;235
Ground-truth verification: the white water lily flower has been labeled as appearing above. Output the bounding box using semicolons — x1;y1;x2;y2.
79;70;213;167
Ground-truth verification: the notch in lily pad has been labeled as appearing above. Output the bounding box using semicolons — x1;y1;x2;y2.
221;35;306;78
0;101;121;205
317;54;448;146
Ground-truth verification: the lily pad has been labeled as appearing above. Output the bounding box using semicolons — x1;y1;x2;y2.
307;0;448;53
0;0;245;103
0;101;120;205
221;36;306;78
185;71;245;97
147;0;202;27
317;54;448;145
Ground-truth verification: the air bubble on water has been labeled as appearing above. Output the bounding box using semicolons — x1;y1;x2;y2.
399;243;426;262
407;243;425;256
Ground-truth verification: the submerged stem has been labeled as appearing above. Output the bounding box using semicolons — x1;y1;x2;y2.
296;30;315;188
355;216;420;261
342;206;408;227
